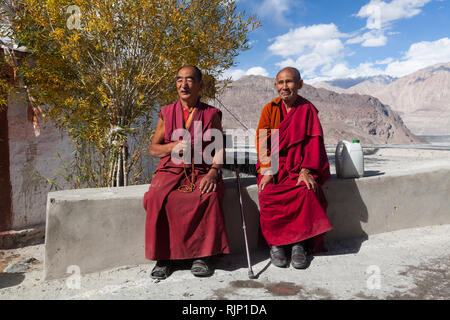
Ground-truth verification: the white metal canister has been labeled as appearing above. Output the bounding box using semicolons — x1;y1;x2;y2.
335;140;364;178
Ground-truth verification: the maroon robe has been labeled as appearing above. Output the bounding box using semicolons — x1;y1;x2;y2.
256;96;333;254
143;100;230;261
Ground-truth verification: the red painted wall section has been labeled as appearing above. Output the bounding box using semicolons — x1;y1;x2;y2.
0;102;12;232
0;51;13;232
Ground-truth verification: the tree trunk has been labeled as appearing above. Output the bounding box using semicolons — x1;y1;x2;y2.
109;138;129;187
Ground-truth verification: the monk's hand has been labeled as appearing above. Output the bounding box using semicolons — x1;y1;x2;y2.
259;173;274;192
297;168;317;192
171;140;188;157
200;170;218;194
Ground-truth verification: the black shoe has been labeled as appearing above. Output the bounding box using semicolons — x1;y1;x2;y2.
291;242;308;269
151;260;171;280
270;245;288;268
191;258;213;277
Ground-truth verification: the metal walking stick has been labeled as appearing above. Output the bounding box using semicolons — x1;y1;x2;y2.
235;166;256;279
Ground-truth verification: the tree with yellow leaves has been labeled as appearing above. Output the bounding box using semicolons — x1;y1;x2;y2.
1;0;259;187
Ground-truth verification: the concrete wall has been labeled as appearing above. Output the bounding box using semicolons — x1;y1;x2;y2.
7;91;73;231
44;167;450;280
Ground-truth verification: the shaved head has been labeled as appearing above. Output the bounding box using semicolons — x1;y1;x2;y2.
276;67;301;81
275;67;303;106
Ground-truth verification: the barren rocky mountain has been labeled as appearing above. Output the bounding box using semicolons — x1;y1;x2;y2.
313;63;450;135
314;75;397;95
208;75;423;145
369;63;450;135
345;75;398;95
311;82;346;94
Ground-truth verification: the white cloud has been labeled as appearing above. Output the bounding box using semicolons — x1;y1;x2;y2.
351;0;432;47
276;55;386;82
357;0;432;29
385;37;450;77
307;37;450;82
311;62;385;82
269;24;345;57
246;67;269;77
347;30;388;47
258;0;302;24
376;57;395;65
221;66;269;80
221;69;246;80
266;7;448;82
269;24;349;78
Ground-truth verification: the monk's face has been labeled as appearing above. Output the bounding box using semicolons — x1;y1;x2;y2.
176;67;203;106
275;69;303;104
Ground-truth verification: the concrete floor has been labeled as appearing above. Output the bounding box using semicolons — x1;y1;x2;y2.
1;224;449;300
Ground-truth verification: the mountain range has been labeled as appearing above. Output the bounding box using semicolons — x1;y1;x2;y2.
315;75;398;92
209;76;423;146
313;62;450;135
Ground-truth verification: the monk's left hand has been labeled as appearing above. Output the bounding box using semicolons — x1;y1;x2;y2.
199;171;218;194
297;168;318;192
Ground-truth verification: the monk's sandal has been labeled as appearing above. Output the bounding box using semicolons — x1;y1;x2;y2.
151;260;171;280
291;242;308;269
191;259;213;277
270;245;288;268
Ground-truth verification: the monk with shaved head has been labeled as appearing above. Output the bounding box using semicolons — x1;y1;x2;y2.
256;67;333;269
143;66;230;279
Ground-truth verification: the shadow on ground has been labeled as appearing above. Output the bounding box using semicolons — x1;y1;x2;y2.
216;245;319;279
322;176;370;254
166;247;271;279
364;170;385;177
216;248;270;276
0;273;25;289
322;236;369;256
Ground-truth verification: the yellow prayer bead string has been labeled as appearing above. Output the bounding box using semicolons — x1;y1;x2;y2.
177;106;197;193
178;158;196;193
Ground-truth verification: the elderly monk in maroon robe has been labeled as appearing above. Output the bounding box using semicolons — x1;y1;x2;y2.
143;66;230;279
256;67;333;269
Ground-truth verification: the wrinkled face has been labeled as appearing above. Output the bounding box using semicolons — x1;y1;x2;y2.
176;67;203;103
275;69;303;104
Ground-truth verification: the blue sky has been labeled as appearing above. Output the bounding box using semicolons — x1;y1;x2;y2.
224;0;450;82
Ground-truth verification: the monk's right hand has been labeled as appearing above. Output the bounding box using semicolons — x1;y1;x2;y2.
258;174;274;192
171;140;188;157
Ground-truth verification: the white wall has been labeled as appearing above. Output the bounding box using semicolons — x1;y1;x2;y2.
7;91;73;229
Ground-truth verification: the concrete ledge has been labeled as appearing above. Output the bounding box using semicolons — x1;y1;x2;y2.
322;169;450;240
44;185;151;280
44;180;261;280
245;168;450;241
44;167;450;280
